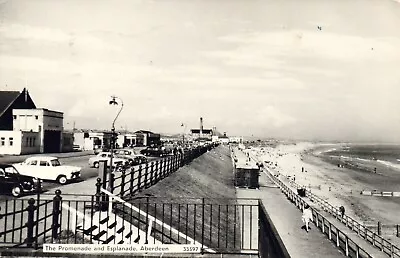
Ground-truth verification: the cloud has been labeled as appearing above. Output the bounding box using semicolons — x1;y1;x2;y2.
209;30;400;70
0;23;120;51
254;106;297;128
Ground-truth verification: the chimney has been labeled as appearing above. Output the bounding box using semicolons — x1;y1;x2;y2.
23;88;28;102
200;117;203;138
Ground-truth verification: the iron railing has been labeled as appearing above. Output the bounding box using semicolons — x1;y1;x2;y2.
0;192;258;254
266;170;400;258
281;175;400;257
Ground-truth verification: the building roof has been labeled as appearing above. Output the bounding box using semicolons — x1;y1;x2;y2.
0;88;37;118
135;130;159;135
190;129;213;134
0;91;21;118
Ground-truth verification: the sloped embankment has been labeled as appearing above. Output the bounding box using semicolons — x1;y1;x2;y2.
117;145;242;252
132;145;235;199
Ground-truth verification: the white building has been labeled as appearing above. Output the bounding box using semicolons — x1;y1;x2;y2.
13;109;64;153
0;88;72;155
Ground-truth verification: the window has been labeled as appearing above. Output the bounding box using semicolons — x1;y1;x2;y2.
13;115;17;119
35;115;38;120
1;137;5;146
39;161;47;166
0;168;5;177
32;137;36;146
9;137;13;146
50;159;60;166
29;160;37;165
26;138;29;147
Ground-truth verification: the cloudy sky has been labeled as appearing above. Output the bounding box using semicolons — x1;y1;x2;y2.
1;0;400;142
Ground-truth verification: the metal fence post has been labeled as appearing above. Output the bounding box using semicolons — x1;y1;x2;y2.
52;190;62;241
397;224;399;237
166;157;171;176
150;162;154;186
154;160;159;183
336;230;340;247
378;221;381;236
26;198;35;248
95;178;102;210
130;167;135;195
345;235;349;256
108;173;115;194
120;168;126;197
138;165;142;192
144;163;149;188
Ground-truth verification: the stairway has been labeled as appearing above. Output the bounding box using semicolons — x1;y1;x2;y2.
76;211;162;245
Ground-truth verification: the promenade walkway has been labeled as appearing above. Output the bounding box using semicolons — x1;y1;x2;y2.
236;171;345;258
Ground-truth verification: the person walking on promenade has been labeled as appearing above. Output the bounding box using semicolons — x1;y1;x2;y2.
302;204;313;232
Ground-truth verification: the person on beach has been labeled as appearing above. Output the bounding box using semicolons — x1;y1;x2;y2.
302;204;313;232
339;206;345;217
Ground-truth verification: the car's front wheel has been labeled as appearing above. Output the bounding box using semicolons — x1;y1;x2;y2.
11;186;22;197
57;175;68;185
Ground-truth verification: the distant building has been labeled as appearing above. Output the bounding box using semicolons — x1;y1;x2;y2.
134;130;161;146
116;132;144;147
190;117;213;141
73;130;112;151
219;132;230;144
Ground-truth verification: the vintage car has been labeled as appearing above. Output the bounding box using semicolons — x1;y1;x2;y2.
130;154;148;165
140;146;171;157
14;156;81;185
88;152;129;168
0;164;39;197
113;149;148;165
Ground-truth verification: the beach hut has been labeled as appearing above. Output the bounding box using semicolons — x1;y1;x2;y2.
234;158;260;189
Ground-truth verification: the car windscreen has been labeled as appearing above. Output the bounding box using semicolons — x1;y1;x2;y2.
50;159;61;166
4;166;18;174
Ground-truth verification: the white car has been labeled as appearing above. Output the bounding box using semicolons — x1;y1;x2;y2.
14;156;81;185
88;152;129;168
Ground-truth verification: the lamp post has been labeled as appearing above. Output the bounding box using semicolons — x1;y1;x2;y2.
109;96;124;181
181;123;187;146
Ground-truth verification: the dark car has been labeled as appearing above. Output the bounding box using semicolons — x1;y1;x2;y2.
140;146;168;157
0;164;39;197
131;155;148;165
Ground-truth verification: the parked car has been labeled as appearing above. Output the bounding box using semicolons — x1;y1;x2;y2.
88;152;129;168
140;146;170;157
113;149;137;163
14;156;81;185
131;154;148;165
94;147;110;155
113;149;148;165
0;164;39;197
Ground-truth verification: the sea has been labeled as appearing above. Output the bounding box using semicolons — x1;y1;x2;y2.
322;144;400;171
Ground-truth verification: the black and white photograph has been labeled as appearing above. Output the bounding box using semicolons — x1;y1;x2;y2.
0;0;400;257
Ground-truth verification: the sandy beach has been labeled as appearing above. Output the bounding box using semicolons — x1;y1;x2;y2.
250;142;400;241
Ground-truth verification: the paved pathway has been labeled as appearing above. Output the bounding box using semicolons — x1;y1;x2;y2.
236;172;345;258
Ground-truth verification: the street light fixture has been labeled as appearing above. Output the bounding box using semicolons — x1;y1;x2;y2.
109;95;124;182
181;123;187;146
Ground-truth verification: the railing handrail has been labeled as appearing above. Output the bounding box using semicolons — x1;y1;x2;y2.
100;188;216;253
281;174;400;256
264;169;399;258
